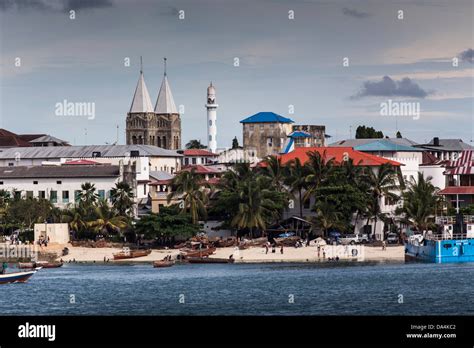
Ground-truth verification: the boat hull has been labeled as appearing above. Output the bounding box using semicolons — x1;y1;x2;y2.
0;270;36;284
405;238;474;263
113;250;152;260
153;260;174;268
187;257;235;264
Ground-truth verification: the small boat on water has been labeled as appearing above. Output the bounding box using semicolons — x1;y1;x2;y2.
113;248;152;260
153;260;174;268
0;270;37;284
18;261;63;269
187;257;235;264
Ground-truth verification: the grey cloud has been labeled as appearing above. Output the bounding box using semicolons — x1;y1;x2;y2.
459;48;473;63
342;7;371;18
353;76;431;99
0;0;113;12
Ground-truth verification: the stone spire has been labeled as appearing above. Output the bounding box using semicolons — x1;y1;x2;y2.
154;57;178;114
129;58;154;113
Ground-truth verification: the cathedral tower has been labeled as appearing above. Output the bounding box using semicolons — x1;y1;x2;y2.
126;58;181;150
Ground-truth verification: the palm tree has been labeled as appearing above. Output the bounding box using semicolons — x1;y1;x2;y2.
61;206;88;235
87;200;129;238
363;163;399;239
284;158;308;218
231;176;281;237
304;150;334;202
312;198;343;237
77;182;98;212
110;182;134;217
262;155;286;192
167;169;209;224
396;172;439;232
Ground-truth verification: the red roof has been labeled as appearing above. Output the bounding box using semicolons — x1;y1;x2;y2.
274;147;402;167
181;165;222;174
439;187;474;195
183;149;217;156
64;159;100;165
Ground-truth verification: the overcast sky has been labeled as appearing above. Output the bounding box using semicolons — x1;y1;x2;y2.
0;0;473;147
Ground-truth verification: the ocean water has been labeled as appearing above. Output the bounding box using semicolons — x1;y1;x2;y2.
1;262;473;315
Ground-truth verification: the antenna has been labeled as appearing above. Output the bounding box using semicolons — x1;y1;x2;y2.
140;56;143;74
116;125;119;145
164;57;167;76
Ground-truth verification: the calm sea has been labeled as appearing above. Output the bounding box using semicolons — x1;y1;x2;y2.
1;262;473;315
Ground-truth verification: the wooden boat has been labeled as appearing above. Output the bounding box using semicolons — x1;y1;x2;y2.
36;261;63;269
153;260;174;268
0;270;37;284
187;257;235;264
181;247;216;258
18;262;36;269
113;248;152;260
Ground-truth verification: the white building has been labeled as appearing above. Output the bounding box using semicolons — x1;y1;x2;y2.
180;149;218;166
415;137;473;161
0;163;136;211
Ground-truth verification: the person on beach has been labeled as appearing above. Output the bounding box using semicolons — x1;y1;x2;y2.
272;244;276;253
317;245;321;258
280;245;284;254
265;244;269;254
322;249;326;259
382;241;386;251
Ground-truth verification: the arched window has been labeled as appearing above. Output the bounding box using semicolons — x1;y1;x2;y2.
132;136;137;144
162;136;167;149
157;137;161;147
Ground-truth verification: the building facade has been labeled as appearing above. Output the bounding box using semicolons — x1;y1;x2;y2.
241;112;294;159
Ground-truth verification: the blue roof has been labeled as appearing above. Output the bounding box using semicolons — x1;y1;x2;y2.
240;112;294;124
289;131;311;138
354;139;423;152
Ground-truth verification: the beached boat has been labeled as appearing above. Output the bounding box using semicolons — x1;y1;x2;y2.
113;248;152;260
153;260;174;268
0;270;37;284
18;261;63;269
187;257;235;264
181;247;216;258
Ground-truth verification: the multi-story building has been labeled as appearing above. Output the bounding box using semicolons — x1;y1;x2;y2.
415;137;473;161
240;112;294;159
179;149;218;166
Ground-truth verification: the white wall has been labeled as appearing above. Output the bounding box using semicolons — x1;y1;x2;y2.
419;165;446;190
34;223;70;244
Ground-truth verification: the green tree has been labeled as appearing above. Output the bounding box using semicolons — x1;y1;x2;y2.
284;158;308;218
312;198;343;236
110;181;134;217
355;125;384;139
77;182;98;215
261;155;287;193
304;150;334;203
396;173;439;232
396;131;402;138
363;164;399;238
185;139;206;149
167;168;209;224
87;200;129;237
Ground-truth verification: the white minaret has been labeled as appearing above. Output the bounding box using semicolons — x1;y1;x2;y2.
205;82;218;153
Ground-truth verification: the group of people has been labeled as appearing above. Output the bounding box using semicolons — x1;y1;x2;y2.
264;242;284;255
37;235;50;247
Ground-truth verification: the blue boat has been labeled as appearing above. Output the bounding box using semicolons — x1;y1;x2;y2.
405;215;474;263
0;269;37;284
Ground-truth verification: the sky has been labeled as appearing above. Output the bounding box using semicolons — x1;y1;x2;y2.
0;0;473;147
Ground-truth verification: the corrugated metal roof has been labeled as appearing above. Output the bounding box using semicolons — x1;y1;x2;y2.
29;135;69;144
353;139;423;152
418;139;473;151
330;138;419;148
0;145;182;160
149;170;174;181
240;112;294;124
0;165;120;179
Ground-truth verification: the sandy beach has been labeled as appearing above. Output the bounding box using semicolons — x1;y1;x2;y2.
51;243;404;264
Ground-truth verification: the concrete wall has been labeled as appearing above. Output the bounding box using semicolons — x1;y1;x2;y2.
34;223;70;244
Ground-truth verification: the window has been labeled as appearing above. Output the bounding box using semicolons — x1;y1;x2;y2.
98;190;105;200
33;181;38;185
303;199;310;209
192;158;197;165
209;120;212;126
74;190;81;202
56;181;62;185
143;184;146;195
50;191;57;203
38;191;46;199
8;163;14;167
26;191;33;199
0;181;3;185
62;191;69;203
209;135;212;141
267;137;273;147
249;125;254;131
14;191;21;199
